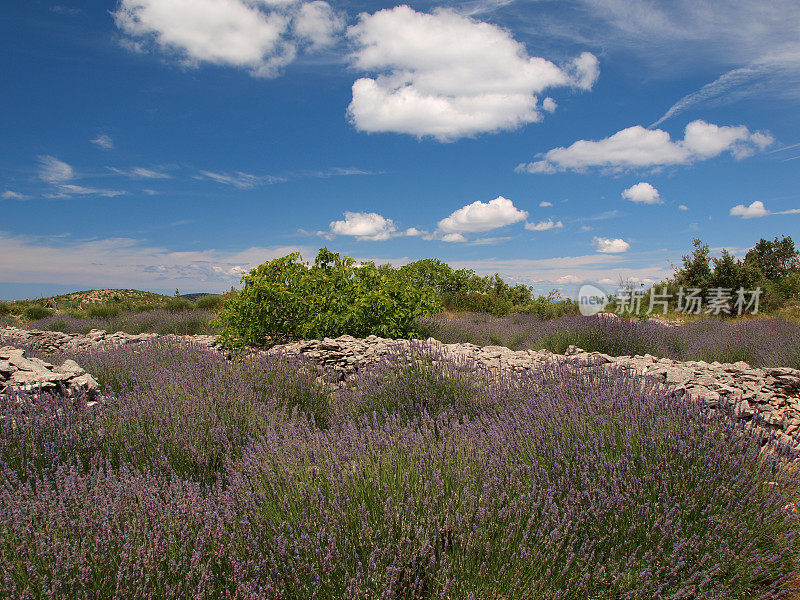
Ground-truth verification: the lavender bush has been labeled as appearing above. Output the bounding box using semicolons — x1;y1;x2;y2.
420;313;800;368
26;309;219;336
0;340;798;598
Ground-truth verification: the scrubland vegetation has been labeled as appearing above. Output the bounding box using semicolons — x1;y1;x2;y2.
1;340;798;598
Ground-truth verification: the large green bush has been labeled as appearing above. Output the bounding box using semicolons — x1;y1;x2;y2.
215;248;443;347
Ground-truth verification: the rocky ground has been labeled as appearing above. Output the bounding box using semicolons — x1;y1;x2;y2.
2;325;799;455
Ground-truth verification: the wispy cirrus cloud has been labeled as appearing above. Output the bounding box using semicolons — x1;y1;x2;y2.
38;155;74;183
36;156;127;198
90;133;114;150
108;166;171;179
2;190;30;200
196;170;285;189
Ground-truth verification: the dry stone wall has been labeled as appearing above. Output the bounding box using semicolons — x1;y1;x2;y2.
2;325;798;455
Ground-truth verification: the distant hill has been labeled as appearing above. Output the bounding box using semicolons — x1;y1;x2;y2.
45;289;170;308
179;293;214;302
3;289;170;311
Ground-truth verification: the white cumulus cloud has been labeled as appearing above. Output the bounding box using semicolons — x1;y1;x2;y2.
346;6;599;141
525;218;563;231
539;201;553;207
594;237;630;253
438;196;528;234
730;200;769;219
517;120;773;173
113;0;344;78
621;182;661;204
327;211;397;241
541;97;557;113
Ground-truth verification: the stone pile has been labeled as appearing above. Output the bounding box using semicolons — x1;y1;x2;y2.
0;346;99;399
0;326;159;354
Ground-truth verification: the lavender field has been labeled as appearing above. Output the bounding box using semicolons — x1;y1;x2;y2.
420;313;800;369
1;340;798;599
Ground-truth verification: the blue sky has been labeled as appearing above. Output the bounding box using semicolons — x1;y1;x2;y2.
1;0;799;299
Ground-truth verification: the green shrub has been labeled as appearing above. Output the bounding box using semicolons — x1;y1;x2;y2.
23;305;53;321
776;272;800;300
84;303;125;318
215;248;443;347
0;301;10;316
515;289;579;319
443;292;513;316
195;294;224;311
164;297;195;312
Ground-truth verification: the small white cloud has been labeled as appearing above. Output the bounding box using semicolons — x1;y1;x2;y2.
2;190;29;200
730;200;769;219
328;211;397;241
621;182;661;204
438;196;528;234
518;120;774;173
38;155;74;183
346;6;598;141
441;232;467;243
404;227;425;237
293;0;344;48
541;97;557;113
580;225;592;232
525;219;563;231
594;237;630;253
539;200;553;207
90;134;114;150
678;204;688;211
557;274;582;284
